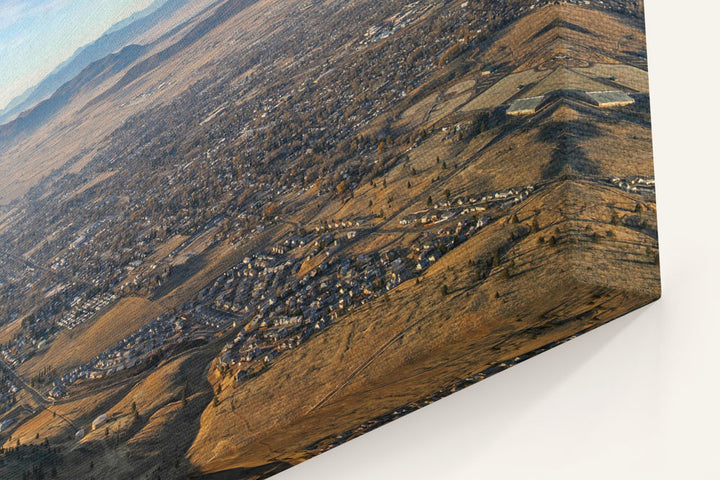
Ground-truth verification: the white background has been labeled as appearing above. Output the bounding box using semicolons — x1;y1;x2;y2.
277;1;720;478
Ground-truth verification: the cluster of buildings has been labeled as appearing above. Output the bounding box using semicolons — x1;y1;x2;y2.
310;218;366;234
0;346;22;369
0;0;490;357
0;374;18;411
399;185;535;227
12;168;638;402
209;203;504;383
56;292;117;330
411;216;490;271
0;0;651;412
362;1;433;44
609;176;655;197
44;180;529;391
53;314;187;396
214;248;417;382
192;306;236;331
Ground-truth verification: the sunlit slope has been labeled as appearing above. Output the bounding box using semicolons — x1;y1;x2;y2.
183;3;657;474
187;179;659;473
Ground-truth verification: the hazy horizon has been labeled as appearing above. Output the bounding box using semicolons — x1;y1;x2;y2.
0;0;158;111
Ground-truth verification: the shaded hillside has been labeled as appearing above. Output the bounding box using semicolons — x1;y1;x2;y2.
0;0;193;126
87;0;262;107
0;44;150;145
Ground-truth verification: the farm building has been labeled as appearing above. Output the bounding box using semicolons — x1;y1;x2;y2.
586;90;635;108
92;413;107;430
507;96;545;115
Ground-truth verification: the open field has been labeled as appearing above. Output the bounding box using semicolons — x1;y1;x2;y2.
573;63;650;92
64;170;119;202
462;69;551;111
19;297;165;376
477;4;647;72
522;67;612;97
446;79;476;95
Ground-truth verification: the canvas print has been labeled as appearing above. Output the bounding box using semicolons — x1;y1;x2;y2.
0;0;659;478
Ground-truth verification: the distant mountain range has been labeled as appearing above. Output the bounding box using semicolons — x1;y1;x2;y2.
0;0;191;126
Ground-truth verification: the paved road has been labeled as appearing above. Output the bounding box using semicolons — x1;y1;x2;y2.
0;359;49;407
0;360;82;432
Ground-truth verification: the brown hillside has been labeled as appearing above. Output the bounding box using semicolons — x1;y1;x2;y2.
19;297;164;376
187;179;659;473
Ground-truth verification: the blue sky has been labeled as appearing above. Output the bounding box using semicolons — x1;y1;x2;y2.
0;0;155;110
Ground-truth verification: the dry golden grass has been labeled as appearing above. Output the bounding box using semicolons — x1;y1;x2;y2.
445;79;476;95
0;317;23;345
2;381;128;448
5;407;73;447
401;92;439;121
522;67;611;97
147;234;190;263
79;344;215;479
327;133;474;226
428;91;474;122
64;170;119;202
478;5;646;73
170;226;225;267
462;69;549;111
187;179;659;473
154;225;289;309
180;5;659;473
19;297;165;375
581;120;655;177
105;347;214;425
573;63;649;92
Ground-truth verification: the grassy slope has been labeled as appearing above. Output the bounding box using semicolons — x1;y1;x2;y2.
188;180;659;473
19;296;165;376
